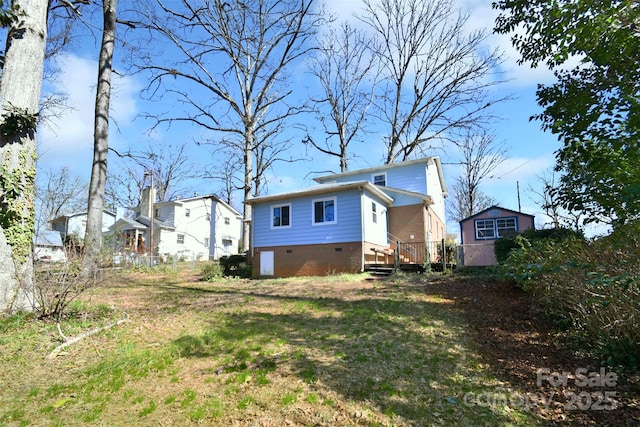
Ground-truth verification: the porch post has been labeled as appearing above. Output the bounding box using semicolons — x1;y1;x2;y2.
394;241;399;269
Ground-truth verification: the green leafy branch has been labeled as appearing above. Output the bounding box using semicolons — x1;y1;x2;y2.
0;104;38;138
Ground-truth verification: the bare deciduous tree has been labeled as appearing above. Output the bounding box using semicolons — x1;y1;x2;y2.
108;142;194;211
528;169;583;232
0;0;48;312
305;22;378;172
35;167;87;231
202;147;244;207
446;130;507;223
83;0;117;275
447;177;497;224
140;142;192;203
359;0;509;163
124;0;326;251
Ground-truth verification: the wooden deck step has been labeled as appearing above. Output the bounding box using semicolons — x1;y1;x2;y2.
364;264;395;280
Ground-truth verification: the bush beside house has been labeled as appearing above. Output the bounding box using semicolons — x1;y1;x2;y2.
497;223;640;369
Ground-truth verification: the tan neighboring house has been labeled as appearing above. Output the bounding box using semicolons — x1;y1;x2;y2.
109;188;242;261
459;205;535;266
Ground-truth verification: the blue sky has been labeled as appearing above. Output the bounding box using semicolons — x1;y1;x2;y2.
36;0;584;236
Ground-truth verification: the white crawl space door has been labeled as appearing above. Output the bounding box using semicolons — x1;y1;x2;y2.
259;251;274;276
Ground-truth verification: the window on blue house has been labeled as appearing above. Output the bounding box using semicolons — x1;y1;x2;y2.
313;198;336;225
272;204;291;228
372;173;386;186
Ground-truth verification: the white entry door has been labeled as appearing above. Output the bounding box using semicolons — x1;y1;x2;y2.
260;251;274;276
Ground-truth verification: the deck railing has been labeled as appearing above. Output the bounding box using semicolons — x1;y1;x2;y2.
390;238;448;270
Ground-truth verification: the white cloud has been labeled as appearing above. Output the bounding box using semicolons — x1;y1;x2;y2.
323;0;363;22
38;53;142;176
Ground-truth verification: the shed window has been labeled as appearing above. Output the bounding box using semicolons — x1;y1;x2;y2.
474;217;518;240
475;219;495;239
313;198;336;225
496;218;517;237
177;234;185;244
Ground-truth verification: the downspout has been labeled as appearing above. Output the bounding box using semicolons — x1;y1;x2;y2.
210;199;216;260
360;187;365;272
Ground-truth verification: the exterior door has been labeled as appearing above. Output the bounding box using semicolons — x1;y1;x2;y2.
260;251;274;276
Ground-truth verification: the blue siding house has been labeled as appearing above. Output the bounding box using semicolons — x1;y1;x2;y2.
246;157;447;277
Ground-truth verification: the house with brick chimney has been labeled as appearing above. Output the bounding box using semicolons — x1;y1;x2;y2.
109;188;242;261
245;157;447;277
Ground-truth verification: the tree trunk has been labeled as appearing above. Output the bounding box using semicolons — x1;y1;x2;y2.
0;0;48;312
83;0;117;276
242;132;253;255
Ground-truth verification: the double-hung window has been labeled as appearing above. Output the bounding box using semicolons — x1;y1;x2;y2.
272;204;291;228
475;217;518;239
475;219;495;239
313;197;336;225
372;173;386;186
496;218;517;237
372;202;377;223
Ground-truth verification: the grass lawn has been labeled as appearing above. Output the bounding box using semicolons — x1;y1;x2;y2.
1;269;551;426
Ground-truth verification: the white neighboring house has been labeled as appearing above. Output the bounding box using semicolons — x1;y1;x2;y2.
109;188;242;261
50;210;117;241
33;230;67;263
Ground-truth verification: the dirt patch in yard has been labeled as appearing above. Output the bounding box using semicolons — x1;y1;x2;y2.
422;274;640;426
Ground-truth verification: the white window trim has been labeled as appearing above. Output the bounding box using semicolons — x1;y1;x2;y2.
474;219;495;240
270;203;292;229
312;196;337;226
372;202;377;224
372;172;387;186
474;217;518;240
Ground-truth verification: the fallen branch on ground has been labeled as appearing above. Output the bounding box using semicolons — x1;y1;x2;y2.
46;313;129;360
